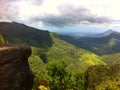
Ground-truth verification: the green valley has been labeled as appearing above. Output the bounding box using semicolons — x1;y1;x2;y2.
1;22;120;90
0;22;105;70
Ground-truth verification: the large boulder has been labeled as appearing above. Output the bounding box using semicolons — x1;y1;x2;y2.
0;44;34;90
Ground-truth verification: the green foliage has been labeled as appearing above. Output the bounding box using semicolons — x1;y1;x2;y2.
45;33;105;71
28;33;105;90
79;53;106;69
86;63;120;90
46;61;67;90
29;55;47;89
73;72;86;90
46;61;86;90
102;53;120;64
38;85;50;90
0;22;105;71
0;22;53;48
0;34;5;43
108;37;116;46
0;22;107;90
72;32;120;55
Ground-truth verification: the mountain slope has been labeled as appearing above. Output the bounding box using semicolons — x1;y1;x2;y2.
86;63;120;90
45;33;105;70
30;32;105;71
52;31;120;55
0;22;53;48
76;32;120;55
94;29;116;37
0;22;105;71
70;29;116;39
101;52;120;64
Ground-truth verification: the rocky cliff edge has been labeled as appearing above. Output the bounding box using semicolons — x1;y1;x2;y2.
0;44;34;90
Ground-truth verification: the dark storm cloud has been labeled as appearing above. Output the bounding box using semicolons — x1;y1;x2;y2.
38;5;112;27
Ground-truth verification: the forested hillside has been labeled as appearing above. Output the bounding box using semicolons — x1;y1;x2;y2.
86;63;120;90
0;22;106;89
0;22;105;70
1;22;120;90
76;32;120;55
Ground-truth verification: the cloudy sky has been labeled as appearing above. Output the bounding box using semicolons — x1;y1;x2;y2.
0;0;120;34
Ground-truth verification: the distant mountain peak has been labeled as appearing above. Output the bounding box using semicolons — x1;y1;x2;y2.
104;29;115;34
109;31;120;37
94;29;116;37
107;29;114;32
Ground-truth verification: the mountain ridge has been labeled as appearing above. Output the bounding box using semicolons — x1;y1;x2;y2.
69;29;117;38
73;31;120;55
0;22;53;48
94;29;116;37
0;22;105;70
1;22;120;90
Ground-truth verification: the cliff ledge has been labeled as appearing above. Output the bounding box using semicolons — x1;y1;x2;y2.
0;44;34;90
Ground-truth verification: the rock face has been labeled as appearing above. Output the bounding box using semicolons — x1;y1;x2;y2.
0;44;34;90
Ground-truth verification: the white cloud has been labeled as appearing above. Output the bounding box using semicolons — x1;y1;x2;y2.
0;0;120;29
